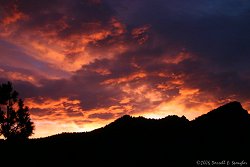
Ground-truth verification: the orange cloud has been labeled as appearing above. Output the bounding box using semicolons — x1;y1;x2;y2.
131;25;151;45
179;88;199;96
25;96;134;138
135;87;216;120
1;0;248;140
119;83;164;109
111;18;126;36
9;30;111;73
0;68;41;86
0;4;28;38
91;67;111;75
25;97;83;138
1;11;26;26
0;2;128;78
0;3;27;26
163;50;193;64
119;97;131;104
26;97;81;111
102;72;147;85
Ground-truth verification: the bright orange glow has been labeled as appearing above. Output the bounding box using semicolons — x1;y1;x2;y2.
179;88;199;96
137;91;217;120
140;99;216;120
119;97;131;104
26;97;134;138
9;84;250;139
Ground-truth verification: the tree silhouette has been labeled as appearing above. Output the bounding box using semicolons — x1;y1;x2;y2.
0;81;34;140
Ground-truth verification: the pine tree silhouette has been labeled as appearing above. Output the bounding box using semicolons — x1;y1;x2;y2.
0;81;34;140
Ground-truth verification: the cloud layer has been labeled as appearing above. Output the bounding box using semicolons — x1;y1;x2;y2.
1;0;250;138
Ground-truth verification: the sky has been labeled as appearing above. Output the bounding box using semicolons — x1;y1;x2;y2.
1;0;250;138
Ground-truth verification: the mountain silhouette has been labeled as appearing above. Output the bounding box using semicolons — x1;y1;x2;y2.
0;101;249;167
193;101;248;123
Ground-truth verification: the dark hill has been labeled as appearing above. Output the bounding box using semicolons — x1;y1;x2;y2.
0;101;249;167
193;101;248;124
191;101;250;136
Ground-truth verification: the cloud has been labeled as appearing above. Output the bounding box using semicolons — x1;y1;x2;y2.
0;0;127;77
8;37;250;137
0;69;40;86
1;0;250;137
88;113;114;120
25;96;133;138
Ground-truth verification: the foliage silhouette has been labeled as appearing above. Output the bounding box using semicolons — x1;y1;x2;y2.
0;81;34;140
0;101;249;167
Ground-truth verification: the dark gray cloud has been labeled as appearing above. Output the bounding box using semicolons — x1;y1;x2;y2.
1;0;115;37
88;113;115;119
110;0;250;72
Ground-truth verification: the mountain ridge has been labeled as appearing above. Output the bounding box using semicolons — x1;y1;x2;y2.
42;101;249;139
1;101;249;167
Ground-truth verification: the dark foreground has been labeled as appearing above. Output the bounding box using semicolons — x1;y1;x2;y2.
1;101;249;167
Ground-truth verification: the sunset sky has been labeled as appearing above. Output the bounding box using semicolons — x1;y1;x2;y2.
1;0;250;138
